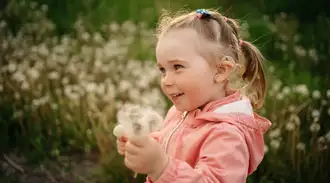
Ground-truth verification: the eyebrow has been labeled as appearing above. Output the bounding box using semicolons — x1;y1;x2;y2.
157;59;187;67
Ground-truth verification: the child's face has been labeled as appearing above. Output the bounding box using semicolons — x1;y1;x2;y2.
156;28;225;111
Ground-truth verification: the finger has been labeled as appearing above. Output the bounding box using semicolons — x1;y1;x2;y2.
117;139;126;155
117;139;126;150
118;149;125;155
125;141;141;155
118;145;125;155
128;135;149;147
125;153;144;173
119;136;128;142
124;154;142;172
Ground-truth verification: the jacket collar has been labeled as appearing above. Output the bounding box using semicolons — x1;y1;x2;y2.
183;92;270;132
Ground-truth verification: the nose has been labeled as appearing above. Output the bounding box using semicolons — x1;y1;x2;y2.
161;72;174;87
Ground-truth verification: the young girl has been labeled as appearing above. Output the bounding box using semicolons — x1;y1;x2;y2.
116;9;271;183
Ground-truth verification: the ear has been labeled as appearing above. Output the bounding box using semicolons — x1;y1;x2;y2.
214;56;235;83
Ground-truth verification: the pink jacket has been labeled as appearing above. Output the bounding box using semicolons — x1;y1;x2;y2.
146;92;271;183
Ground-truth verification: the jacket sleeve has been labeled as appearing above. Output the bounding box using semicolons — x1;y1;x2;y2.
146;123;249;183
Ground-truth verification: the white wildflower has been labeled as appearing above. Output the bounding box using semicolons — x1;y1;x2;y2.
85;83;97;93
96;83;105;95
51;103;58;110
137;75;152;89
32;99;41;106
61;77;69;85
294;84;309;96
309;123;321;133
66;91;79;101
312;90;321;99
41;4;48;12
48;71;60;80
21;81;30;90
94;60;102;68
269;128;281;139
27;68;40;80
12;71;26;82
285;122;295;131
294;46;307;57
93;32;103;43
311;109;320;118
276;93;284;100
296;142;306;151
109;22;120;32
270;139;280;150
289;105;296;112
327;89;330;98
38;44;49;56
8;63;17;72
53;45;66;54
122;20;137;34
282;86;291;95
272;80;282;92
82;32;90;41
118;80;132;93
290;115;301;126
308;48;318;61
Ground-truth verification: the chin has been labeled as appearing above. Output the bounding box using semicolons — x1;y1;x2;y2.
174;104;196;112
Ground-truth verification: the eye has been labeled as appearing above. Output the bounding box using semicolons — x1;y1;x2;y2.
174;64;184;70
158;67;166;75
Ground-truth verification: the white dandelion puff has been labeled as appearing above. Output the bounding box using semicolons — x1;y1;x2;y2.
114;104;163;139
285;122;295;131
48;71;60;80
296;142;306;151
270;140;280;150
269;128;281;139
312;90;321;99
310;123;321;133
294;84;309;96
311;109;320;118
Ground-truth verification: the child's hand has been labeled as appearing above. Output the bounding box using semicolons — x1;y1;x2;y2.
116;136;127;155
124;135;168;181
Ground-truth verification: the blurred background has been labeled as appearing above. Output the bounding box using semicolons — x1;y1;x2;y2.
0;0;330;182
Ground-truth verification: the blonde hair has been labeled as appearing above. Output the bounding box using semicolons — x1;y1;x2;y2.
156;9;267;109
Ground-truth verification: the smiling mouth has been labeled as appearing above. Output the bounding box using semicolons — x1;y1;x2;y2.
171;93;184;97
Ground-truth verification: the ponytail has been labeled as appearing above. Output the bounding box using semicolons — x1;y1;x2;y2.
240;40;267;109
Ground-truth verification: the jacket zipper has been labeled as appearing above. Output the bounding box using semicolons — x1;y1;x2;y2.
164;111;188;153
